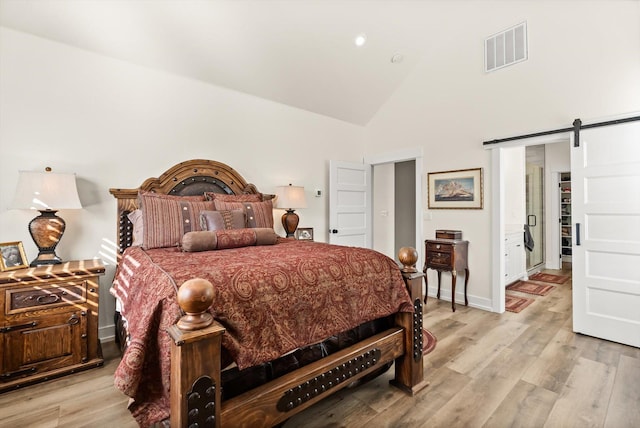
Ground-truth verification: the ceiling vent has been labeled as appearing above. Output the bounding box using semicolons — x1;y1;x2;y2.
485;22;527;72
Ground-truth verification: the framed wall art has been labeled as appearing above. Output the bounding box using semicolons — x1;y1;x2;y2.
428;168;483;209
0;241;29;271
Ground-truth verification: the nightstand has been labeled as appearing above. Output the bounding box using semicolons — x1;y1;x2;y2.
423;239;469;312
0;259;105;392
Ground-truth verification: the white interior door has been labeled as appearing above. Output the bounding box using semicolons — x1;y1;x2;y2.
571;119;640;348
329;161;372;248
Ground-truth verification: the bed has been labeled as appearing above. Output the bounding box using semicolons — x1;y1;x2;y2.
109;159;429;427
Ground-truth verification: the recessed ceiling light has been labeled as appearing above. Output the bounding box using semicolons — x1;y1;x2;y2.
354;33;367;47
391;53;404;64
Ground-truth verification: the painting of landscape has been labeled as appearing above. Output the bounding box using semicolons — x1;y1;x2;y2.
428;168;483;209
434;177;475;202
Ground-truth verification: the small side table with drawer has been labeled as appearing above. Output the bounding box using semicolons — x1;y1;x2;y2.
0;259;105;392
423;239;469;312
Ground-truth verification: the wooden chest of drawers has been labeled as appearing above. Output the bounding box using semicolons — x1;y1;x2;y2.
0;260;105;392
424;239;469;311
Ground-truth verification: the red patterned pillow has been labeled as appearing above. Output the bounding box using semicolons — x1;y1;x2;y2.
138;192;215;249
204;192;262;202
213;199;274;229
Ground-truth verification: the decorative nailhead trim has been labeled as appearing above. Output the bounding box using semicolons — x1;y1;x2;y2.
169;176;232;195
413;298;423;362
179;202;194;235
277;348;381;412
118;211;134;253
187;376;216;428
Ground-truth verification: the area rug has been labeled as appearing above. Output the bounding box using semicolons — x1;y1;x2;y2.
506;280;555;296
423;329;437;355
529;272;570;284
505;294;534;313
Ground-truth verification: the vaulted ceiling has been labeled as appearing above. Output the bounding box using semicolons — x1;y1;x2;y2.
0;1;489;125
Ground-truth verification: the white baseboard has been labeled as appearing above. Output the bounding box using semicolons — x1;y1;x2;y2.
99;324;116;343
426;286;493;312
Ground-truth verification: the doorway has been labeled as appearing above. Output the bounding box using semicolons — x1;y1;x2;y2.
330;148;424;268
490;137;570;313
365;148;423;269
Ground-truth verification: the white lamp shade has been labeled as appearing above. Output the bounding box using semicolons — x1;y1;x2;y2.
275;185;307;209
11;170;82;211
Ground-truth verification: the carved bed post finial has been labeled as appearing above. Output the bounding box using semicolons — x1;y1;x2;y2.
398;247;418;273
176;278;215;330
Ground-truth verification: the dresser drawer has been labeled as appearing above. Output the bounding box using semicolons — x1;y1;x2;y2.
427;242;452;253
428;251;452;268
5;282;87;315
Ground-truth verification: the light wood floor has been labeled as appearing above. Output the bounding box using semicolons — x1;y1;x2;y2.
1;268;638;427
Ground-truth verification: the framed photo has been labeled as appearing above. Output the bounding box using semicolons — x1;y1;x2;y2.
0;241;29;271
428;168;483;209
295;227;314;241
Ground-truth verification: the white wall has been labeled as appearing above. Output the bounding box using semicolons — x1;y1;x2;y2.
503;147;525;230
365;1;640;307
0;28;367;339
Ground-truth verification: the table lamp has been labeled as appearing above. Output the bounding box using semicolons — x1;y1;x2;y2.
11;167;82;266
275;184;307;238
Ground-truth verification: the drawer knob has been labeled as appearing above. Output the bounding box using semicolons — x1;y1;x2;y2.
436;244;441;249
68;314;80;325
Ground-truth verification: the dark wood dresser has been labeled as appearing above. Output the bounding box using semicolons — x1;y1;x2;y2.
0;259;105;392
423;239;469;311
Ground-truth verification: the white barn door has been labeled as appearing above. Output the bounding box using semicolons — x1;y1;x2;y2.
571;119;640;348
329;161;372;248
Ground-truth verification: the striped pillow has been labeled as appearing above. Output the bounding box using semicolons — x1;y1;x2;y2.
138;192;215;249
213;199;274;229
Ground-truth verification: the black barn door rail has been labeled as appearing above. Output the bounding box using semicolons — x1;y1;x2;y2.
483;115;640;147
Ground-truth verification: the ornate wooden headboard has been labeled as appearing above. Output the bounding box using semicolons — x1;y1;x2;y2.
109;159;265;253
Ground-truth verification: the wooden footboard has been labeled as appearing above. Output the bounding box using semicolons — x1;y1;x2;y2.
167;247;427;428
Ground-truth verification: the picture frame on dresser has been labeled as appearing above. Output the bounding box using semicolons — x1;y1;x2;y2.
427;168;483;209
0;241;28;272
295;227;314;241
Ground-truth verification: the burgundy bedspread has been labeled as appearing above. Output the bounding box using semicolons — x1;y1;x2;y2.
110;238;412;426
